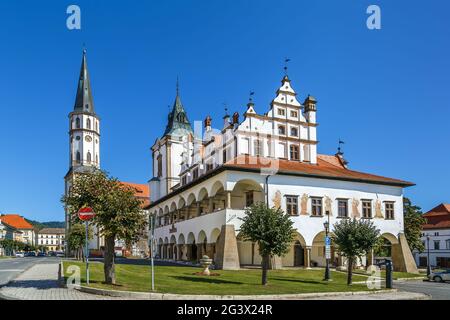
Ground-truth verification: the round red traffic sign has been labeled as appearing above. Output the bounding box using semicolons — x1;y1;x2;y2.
78;207;96;221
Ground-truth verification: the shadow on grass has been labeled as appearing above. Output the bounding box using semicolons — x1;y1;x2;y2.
270;277;329;285
170;275;243;285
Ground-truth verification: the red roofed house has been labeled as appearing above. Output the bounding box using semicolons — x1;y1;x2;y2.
0;214;36;246
415;204;450;268
146;72;418;273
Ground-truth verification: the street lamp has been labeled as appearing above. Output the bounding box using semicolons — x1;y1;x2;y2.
323;215;331;281
426;235;431;277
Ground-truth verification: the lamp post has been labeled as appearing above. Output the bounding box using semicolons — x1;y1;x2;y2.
426;235;431;277
323;212;331;281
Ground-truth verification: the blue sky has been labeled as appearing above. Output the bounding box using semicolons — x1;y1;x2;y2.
0;1;449;221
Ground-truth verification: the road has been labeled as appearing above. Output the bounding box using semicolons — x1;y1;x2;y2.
396;280;450;300
0;257;59;287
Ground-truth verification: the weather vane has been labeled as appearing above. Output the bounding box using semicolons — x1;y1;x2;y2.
249;91;255;102
284;58;291;75
338;139;345;154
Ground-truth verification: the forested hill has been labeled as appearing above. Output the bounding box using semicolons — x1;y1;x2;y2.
26;219;65;230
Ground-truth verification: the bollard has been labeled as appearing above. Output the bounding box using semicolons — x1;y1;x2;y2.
385;259;393;289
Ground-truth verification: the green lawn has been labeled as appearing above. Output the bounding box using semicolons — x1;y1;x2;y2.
63;261;375;295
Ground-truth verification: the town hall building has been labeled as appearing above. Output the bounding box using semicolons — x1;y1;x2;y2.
146;72;418;273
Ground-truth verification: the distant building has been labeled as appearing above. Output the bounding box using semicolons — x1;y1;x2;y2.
0;214;35;246
415;203;450;268
0;219;23;255
37;228;65;252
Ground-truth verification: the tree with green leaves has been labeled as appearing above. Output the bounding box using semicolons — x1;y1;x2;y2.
238;203;295;285
403;198;426;253
67;223;93;261
62;169;146;285
332;218;380;285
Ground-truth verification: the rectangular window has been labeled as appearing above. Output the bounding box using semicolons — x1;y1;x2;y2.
157;155;163;178
277;108;285;116
290;145;299;160
193;168;199;180
290;127;298;137
434;241;440;250
385;202;395;220
446;240;450;250
245;192;254;207
254;140;263;157
181;176;187;186
278;125;286;135
290;110;298;118
222;148;227;163
206;163;214;172
286;196;298;216
362;200;372;218
311;197;323;216
337;199;348;218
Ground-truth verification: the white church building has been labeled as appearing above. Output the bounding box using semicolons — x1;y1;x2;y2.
146;72;418;273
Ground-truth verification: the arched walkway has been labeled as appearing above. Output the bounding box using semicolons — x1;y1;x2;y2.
282;232;307;267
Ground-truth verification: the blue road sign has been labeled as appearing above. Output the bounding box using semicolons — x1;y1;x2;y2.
325;236;331;246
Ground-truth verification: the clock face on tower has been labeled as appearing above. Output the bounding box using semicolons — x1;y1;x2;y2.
85;136;93;142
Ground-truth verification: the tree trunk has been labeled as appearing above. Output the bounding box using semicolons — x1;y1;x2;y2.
261;255;270;286
104;235;116;285
347;256;354;285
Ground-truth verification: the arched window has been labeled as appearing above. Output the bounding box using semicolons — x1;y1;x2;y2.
87;152;92;163
87;119;91;130
96;155;98;164
76;152;81;163
76;118;80;129
95;121;98;132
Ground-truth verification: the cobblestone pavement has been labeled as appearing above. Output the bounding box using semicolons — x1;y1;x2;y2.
0;261;127;300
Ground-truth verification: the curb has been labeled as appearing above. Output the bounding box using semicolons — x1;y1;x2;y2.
74;285;399;300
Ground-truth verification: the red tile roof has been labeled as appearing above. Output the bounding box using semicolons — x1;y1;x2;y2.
120;182;150;209
423;203;450;230
0;214;34;230
224;155;415;187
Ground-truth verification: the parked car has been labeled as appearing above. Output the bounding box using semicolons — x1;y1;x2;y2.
56;252;65;257
428;269;450;282
37;252;46;257
48;251;56;257
15;252;25;258
25;251;36;257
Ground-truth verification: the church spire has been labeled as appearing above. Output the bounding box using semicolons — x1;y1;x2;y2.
163;80;193;136
73;49;95;114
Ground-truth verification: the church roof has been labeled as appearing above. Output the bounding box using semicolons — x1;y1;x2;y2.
73;49;96;115
163;93;193;136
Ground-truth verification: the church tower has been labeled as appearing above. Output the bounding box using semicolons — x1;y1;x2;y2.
64;49;101;251
150;84;193;202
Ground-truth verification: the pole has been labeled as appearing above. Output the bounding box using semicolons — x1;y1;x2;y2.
324;212;331;281
426;236;431;277
150;215;155;291
85;220;90;285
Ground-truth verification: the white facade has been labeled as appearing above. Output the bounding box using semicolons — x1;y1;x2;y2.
415;229;450;268
37;230;65;252
147;73;416;271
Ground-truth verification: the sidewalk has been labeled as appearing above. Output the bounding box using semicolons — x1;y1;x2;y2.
0;261;430;300
0;261;126;300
